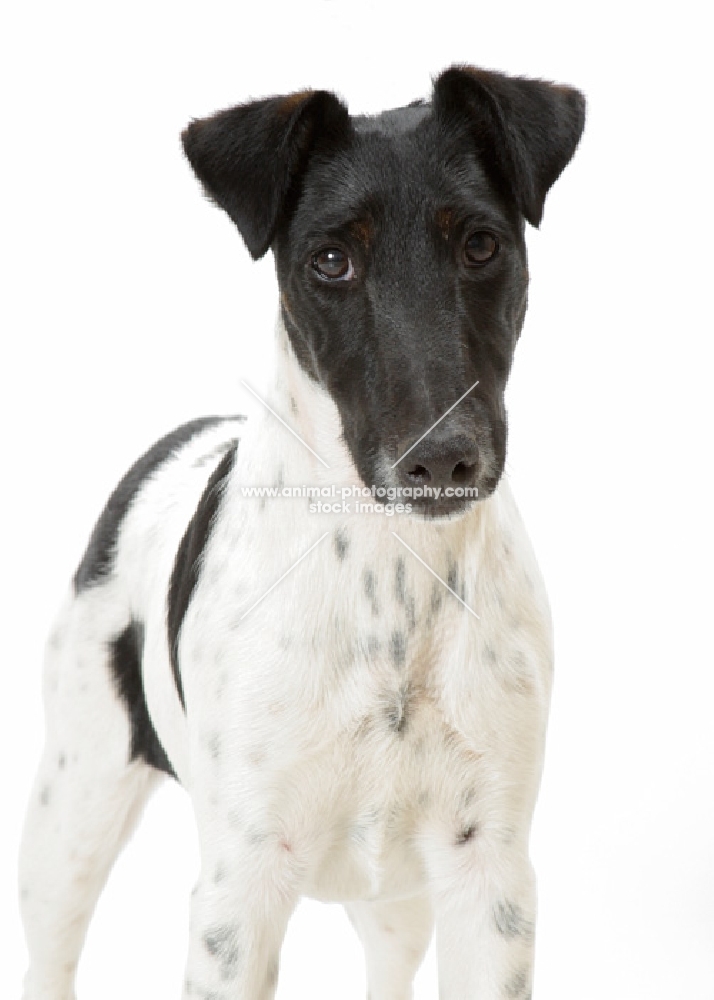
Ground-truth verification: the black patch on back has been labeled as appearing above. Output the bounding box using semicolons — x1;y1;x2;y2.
74;416;239;592
167;442;238;709
109;620;176;778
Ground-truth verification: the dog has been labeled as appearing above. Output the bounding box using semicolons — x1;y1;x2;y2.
19;65;585;1000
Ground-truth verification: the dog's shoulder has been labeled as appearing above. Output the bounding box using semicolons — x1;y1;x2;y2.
73;415;245;592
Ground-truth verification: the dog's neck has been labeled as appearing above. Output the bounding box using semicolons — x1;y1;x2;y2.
268;314;365;488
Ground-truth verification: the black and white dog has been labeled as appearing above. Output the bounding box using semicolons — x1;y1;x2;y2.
20;66;585;1000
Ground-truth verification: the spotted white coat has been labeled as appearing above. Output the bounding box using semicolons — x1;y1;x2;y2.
20;317;552;1000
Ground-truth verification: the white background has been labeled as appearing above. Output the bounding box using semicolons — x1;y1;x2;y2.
2;2;713;998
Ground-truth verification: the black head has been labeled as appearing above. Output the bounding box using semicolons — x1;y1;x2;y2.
182;66;585;517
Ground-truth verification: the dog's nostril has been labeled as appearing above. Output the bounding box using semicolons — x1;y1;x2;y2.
396;434;479;494
451;461;476;485
406;464;432;483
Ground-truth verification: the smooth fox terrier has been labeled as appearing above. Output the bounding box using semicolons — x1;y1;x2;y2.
20;65;585;1000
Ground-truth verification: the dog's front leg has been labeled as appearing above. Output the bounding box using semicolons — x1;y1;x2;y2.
426;836;536;1000
181;820;301;1000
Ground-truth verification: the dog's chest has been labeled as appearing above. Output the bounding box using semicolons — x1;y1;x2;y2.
180;488;549;903
245;595;481;902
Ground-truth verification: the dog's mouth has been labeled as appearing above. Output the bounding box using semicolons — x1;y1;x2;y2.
406;492;481;521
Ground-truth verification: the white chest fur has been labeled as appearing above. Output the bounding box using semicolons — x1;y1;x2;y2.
137;321;555;905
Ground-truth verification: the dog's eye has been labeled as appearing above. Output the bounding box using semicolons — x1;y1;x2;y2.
312;248;354;281
464;231;499;266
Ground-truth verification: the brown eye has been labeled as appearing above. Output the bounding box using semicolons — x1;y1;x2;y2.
464;231;499;266
312;248;354;281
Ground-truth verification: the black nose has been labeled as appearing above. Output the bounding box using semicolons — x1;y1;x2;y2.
395;432;479;491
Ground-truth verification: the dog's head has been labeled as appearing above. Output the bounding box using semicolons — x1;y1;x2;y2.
182;66;585;517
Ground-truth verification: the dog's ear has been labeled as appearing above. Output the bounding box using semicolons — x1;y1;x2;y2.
433;66;585;227
182;89;351;259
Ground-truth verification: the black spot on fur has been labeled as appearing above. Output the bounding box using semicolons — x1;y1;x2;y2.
58;753;66;770
460;786;476;808
505;967;530;998
109;620;176;778
167;443;238;709
455;823;479;844
395;556;407;603
39;784;51;806
203;925;240;980
74;417;239;591
493;900;533;940
363;569;379;616
334;527;349;560
394;557;417;629
405;596;417;632
389;630;407;668
386;684;410;735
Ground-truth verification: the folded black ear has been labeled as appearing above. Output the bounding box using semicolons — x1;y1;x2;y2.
182;89;351;259
433;65;586;227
